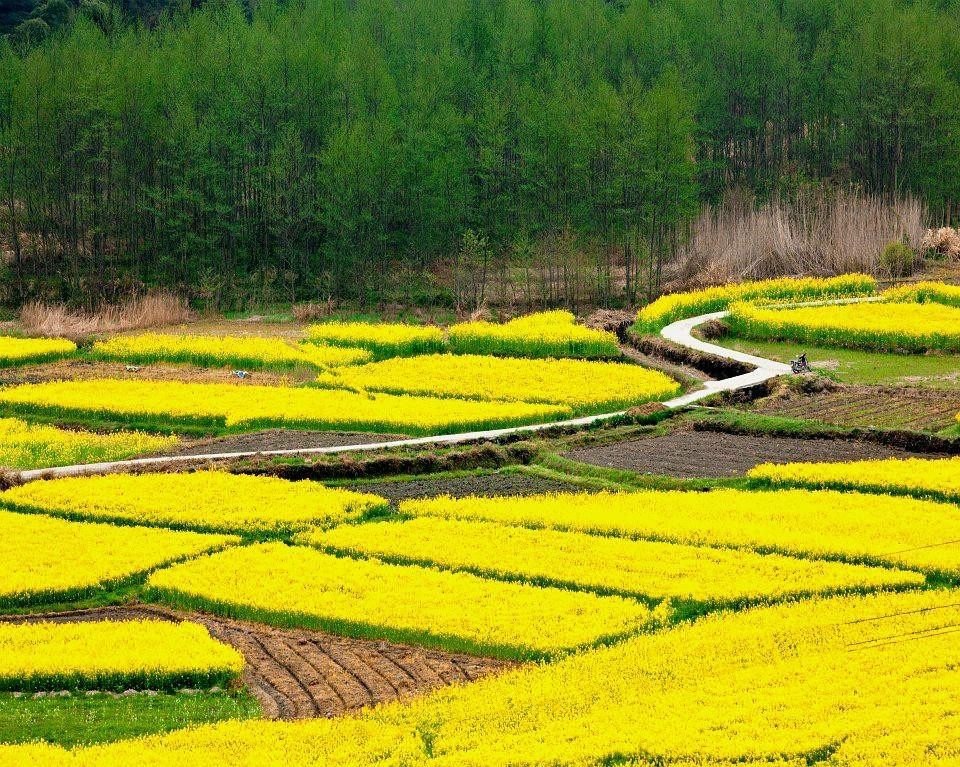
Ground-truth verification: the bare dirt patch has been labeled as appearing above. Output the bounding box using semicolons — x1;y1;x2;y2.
564;429;926;478
166;430;405;457
356;470;581;503
751;385;960;432
0;359;299;388
4;606;513;720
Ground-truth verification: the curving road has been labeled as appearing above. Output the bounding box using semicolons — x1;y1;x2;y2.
14;310;791;482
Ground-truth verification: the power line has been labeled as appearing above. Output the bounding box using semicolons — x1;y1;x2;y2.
847;625;960;652
846;621;960;648
837;602;960;626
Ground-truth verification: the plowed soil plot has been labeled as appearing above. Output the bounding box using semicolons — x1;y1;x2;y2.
751;386;960;432
4;606;511;720
358;471;581;502
167;429;404;457
564;430;924;478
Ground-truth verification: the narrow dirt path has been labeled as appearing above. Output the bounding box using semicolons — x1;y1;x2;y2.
2;605;514;720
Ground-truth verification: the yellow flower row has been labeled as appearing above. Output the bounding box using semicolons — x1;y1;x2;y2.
91;333;371;370
315;354;680;413
446;310;620;358
305;322;445;358
401;488;960;576
9;588;960;765
748;456;960;503
0;620;243;692
634;273;877;332
0;509;236;607
302;516;922;606
0;379;570;435
884;280;960;307
147;542;660;660
727;299;960;353
0;336;76;368
1;471;387;536
307;311;619;359
0;418;176;470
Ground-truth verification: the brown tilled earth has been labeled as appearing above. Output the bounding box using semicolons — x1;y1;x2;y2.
356;471;581;502
0;359;302;387
5;606;513;720
167;429;405;456
564;429;926;478
750;385;960;433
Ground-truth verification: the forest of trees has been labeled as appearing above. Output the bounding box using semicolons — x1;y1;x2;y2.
2;0;960;310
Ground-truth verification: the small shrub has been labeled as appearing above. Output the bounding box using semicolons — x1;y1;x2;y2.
879;241;916;278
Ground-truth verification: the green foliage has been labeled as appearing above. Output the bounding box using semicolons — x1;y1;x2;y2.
0;691;260;747
879;241;916;277
2;0;960;308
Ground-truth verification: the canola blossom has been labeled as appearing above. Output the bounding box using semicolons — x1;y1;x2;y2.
0;620;244;692
7;589;960;766
402;488;960;577
748;456;960;504
0;335;76;367
633;273;877;332
727;299;960;353
305;322;445;358
0;510;236;607
447;310;620;358
0;379;569;435
91;333;372;371
883;280;960;307
0;471;387;535
316;354;680;413
147;542;660;660
302;516;923;606
0;418;176;470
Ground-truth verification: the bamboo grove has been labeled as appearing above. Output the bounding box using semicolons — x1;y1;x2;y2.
2;0;960;308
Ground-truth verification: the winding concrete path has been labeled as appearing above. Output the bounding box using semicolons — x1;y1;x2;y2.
14;310;791;482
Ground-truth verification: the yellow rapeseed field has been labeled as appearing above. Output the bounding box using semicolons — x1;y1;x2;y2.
727;299;960;352
305;322;445;357
7;589;960;765
147;542;661;660
302;516;923;605
0;379;570;435
402;488;960;576
1;471;387;535
0;510;237;607
0;418;176;470
634;273;877;332
315;354;680;413
447;310;620;358
0;336;76;367
0;620;244;692
884;280;960;307
91;333;372;370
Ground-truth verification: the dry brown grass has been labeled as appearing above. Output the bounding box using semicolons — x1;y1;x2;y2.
921;227;960;260
291;299;335;323
20;292;194;341
672;187;927;285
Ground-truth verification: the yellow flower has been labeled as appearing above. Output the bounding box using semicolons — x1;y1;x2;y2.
316;353;679;413
748;455;960;503
0;336;76;367
0;418;176;470
147;542;659;660
883;280;960;307
0;379;570;435
92;333;371;370
0;620;243;692
6;589;960;765
305;322;444;358
2;470;387;535
0;509;236;607
301;515;922;605
728;299;960;353
401;488;960;576
634;273;876;332
447;310;619;358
